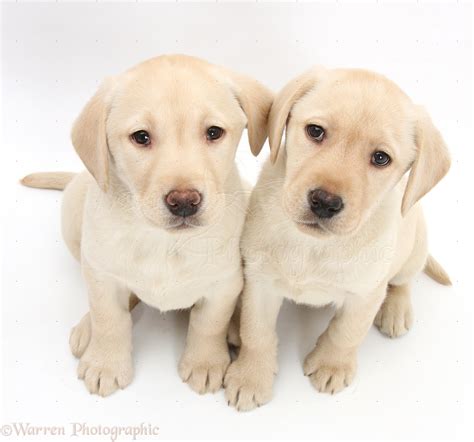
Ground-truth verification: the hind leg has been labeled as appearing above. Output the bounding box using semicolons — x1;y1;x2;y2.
375;216;428;338
69;294;140;358
374;284;413;338
227;299;241;348
69;312;92;358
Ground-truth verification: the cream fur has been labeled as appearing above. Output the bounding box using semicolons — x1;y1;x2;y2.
224;67;451;411
22;54;273;397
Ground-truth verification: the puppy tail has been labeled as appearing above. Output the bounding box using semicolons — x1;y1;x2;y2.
424;254;452;286
20;172;76;191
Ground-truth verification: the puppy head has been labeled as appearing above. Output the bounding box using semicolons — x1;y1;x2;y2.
269;67;450;237
71;54;272;231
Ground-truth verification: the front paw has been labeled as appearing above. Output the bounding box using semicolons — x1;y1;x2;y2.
304;345;356;394
224;354;276;412
77;345;133;397
178;346;230;395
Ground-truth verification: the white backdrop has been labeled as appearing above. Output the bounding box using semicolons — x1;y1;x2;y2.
1;1;473;441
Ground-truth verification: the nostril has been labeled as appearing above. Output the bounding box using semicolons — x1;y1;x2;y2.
189;191;201;206
165;193;177;207
328;196;343;211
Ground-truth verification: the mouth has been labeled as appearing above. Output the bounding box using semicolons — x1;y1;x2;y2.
295;220;329;234
166;217;202;231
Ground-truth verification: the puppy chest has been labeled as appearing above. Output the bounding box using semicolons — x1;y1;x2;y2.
93;233;241;311
268;242;392;301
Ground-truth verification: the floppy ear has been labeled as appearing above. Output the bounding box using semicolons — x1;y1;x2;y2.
223;71;274;156
401;106;451;216
268;68;322;163
71;78;116;192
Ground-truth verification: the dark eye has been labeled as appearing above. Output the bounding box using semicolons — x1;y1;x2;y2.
371;151;391;167
306;124;325;142
131;130;151;146
206;126;224;141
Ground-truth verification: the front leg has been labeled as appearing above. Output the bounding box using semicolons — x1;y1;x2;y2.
304;282;387;394
179;279;241;394
76;259;133;396
224;278;283;411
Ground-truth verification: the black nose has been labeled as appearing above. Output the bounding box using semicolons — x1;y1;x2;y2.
308;188;344;219
165;189;202;217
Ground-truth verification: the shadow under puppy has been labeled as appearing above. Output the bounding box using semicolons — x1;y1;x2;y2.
224;67;451;411
22;54;272;397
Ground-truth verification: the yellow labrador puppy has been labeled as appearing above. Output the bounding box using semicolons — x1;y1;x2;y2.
22;55;272;397
224;67;451;411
